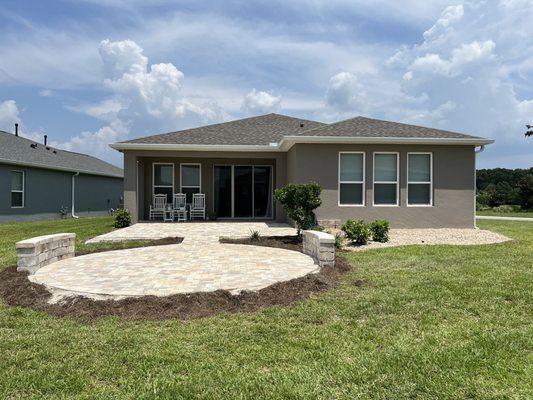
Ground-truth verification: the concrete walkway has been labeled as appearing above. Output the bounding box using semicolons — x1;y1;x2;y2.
31;222;318;299
476;216;533;222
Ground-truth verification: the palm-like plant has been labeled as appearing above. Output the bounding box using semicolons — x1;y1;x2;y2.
526;124;533;138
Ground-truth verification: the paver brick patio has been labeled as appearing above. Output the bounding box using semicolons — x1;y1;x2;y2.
31;222;318;298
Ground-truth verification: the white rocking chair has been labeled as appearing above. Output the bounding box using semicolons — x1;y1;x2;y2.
190;193;206;220
172;193;187;222
149;194;167;220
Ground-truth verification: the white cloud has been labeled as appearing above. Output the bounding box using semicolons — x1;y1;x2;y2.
241;89;282;115
324;72;365;112
423;5;464;41
410;40;496;76
54;39;229;164
0;100;21;131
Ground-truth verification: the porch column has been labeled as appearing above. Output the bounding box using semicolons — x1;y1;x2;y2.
275;153;287;222
123;151;139;224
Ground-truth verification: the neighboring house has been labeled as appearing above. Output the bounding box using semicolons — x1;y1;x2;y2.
110;113;493;228
1;127;124;223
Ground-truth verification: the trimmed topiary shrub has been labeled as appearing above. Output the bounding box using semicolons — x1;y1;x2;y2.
370;219;390;243
274;182;322;235
114;209;132;228
341;219;370;245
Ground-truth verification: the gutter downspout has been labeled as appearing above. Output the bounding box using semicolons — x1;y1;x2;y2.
72;172;79;219
474;145;485;228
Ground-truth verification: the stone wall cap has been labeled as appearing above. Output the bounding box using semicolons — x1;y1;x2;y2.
16;233;76;249
302;230;335;243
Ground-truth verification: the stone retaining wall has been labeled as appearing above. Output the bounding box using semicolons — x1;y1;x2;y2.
317;219;341;229
302;230;335;268
16;233;76;275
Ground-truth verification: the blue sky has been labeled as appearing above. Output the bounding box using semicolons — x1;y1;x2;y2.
0;0;532;168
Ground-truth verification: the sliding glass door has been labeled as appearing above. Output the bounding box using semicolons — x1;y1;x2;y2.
214;166;232;218
253;166;272;218
213;165;272;219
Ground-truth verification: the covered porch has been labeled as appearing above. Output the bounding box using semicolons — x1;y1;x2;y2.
123;151;288;223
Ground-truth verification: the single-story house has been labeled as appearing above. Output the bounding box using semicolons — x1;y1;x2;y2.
1;125;124;223
110;113;493;228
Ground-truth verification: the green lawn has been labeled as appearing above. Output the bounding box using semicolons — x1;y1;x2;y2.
0;218;532;399
477;210;533;218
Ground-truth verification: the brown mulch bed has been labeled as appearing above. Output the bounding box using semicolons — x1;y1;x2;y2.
0;236;352;322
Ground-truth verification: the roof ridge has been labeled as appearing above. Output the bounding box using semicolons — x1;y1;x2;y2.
121;113;325;144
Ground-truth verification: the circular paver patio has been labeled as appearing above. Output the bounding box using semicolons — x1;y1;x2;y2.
30;243;319;297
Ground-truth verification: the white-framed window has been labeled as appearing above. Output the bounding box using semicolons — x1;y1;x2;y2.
11;170;25;208
180;163;201;203
153;163;174;203
373;152;399;206
338;152;365;206
407;152;433;206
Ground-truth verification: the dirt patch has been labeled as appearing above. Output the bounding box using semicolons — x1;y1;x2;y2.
0;236;351;321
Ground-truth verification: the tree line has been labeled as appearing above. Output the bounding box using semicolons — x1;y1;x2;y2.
476;168;533;209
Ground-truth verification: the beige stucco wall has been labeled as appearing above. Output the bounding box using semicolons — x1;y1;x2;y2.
123;144;476;228
122;150;286;223
286;143;476;228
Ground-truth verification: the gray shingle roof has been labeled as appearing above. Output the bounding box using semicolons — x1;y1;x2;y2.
117;113;487;148
297;116;485;139
0;131;123;178
122;113;326;146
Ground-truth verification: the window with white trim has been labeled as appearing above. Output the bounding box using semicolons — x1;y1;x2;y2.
180;163;201;203
153;163;174;203
373;153;399;206
11;170;24;208
407;153;432;206
339;152;364;205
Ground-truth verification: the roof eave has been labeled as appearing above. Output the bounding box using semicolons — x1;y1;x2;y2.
0;158;124;178
109;143;281;152
111;136;494;152
278;136;494;150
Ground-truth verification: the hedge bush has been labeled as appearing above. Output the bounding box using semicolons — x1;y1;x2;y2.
370;219;390;242
114;209;132;228
342;219;370;245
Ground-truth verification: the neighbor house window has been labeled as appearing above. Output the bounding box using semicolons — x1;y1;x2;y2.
373;152;399;206
338;152;365;206
153;163;174;203
180;163;201;203
11;170;24;208
407;153;432;206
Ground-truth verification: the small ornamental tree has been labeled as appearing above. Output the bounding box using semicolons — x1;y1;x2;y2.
274;182;322;235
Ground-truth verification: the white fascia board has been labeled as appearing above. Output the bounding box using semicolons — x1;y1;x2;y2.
278;136;494;150
109;143;281;152
110;136;494;152
0;158;124;178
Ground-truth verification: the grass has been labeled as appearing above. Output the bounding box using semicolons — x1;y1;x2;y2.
0;217;177;267
0;217;532;398
477;209;533;218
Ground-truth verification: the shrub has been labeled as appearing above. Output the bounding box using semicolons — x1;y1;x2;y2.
342;219;370;245
249;230;260;241
114;209;131;228
274;182;322;235
334;233;344;249
370;219;390;243
492;204;520;213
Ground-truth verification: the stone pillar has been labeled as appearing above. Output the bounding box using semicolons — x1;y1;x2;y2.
16;233;76;274
302;230;335;268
